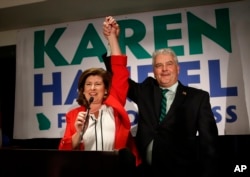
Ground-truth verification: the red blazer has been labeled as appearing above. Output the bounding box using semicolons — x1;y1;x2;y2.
58;55;141;166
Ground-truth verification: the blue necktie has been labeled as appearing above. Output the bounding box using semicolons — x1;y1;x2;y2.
160;89;168;122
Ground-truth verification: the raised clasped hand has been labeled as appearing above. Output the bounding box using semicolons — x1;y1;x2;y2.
103;16;120;39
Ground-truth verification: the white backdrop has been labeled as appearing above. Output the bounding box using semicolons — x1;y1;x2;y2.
14;0;250;139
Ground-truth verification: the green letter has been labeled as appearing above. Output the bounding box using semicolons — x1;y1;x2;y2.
71;23;106;64
34;28;69;68
118;19;151;59
154;13;184;55
188;8;232;54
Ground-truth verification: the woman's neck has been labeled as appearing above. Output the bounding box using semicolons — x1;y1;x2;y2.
89;103;102;116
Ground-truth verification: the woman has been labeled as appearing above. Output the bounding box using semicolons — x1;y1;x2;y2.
58;16;141;166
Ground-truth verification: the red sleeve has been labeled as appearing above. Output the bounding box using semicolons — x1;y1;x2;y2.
109;55;129;106
58;107;84;150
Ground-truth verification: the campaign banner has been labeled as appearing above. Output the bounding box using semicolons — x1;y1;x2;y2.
14;0;250;139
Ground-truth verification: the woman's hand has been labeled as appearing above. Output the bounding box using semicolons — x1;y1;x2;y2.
74;111;88;134
103;16;120;39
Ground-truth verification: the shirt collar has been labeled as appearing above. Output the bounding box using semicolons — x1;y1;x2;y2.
160;81;178;93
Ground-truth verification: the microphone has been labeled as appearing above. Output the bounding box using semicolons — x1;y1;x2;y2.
80;97;94;140
87;96;94;109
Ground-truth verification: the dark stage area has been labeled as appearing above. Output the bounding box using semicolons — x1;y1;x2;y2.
0;135;250;177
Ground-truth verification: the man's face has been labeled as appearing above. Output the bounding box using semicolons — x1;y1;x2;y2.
153;53;179;88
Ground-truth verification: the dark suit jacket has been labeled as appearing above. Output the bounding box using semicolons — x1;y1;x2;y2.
103;54;219;177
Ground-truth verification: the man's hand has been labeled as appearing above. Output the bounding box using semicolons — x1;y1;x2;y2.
103;16;120;40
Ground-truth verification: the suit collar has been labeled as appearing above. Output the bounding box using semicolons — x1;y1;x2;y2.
165;81;188;119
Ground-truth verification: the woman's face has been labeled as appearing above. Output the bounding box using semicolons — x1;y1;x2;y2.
83;75;106;104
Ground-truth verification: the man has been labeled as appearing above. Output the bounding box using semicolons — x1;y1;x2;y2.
103;16;219;177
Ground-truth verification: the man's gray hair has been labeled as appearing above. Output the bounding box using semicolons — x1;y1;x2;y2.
152;48;178;65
